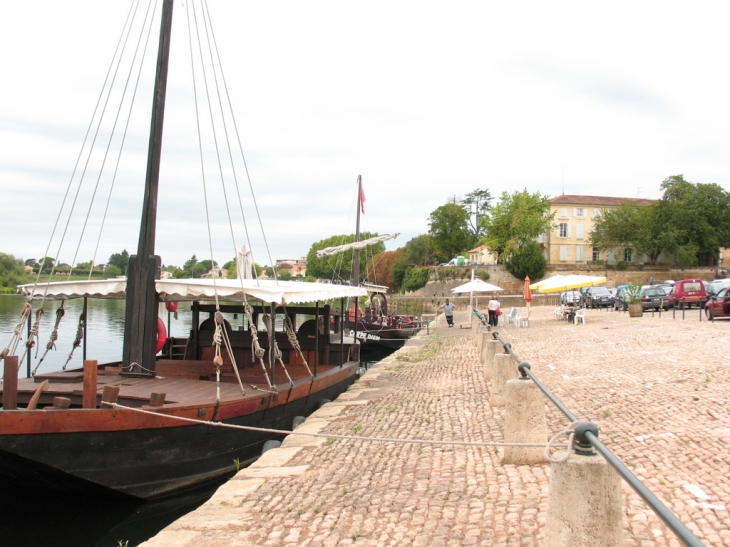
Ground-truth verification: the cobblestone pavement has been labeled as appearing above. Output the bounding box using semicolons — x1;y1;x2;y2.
142;306;730;547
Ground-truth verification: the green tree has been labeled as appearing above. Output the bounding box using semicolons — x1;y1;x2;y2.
460;189;493;239
657;175;730;266
504;241;546;281
104;265;122;278
306;232;385;282
277;269;294;281
428;203;473;263
0;253;25;289
391;253;410;290
402;267;430;292
589;203;665;264
108;250;129;273
403;234;437;266
481;190;554;262
38;256;55;273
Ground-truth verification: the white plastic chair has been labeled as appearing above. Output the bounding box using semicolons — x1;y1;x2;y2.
574;309;586;324
504;307;517;325
554;306;563;320
516;312;530;327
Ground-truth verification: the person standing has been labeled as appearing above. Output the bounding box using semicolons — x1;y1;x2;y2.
440;298;456;327
487;296;501;327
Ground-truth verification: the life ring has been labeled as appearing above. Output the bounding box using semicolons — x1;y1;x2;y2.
156;317;167;353
165;301;178;313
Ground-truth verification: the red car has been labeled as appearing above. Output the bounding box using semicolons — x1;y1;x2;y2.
664;279;708;309
705;287;730;320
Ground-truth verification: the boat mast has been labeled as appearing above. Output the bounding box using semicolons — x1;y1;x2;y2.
122;0;174;376
352;175;362;287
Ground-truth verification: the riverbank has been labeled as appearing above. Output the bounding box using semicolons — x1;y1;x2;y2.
141;306;730;546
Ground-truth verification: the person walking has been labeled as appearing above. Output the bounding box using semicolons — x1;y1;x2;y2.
487;296;501;327
440;298;456;327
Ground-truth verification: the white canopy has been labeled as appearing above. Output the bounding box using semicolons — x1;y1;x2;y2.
451;280;504;293
316;233;399;258
17;278;367;305
529;274;607;293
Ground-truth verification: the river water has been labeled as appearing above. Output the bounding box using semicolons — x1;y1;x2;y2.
0;294;393;546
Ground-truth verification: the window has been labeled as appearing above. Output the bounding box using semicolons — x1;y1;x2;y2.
576;246;584;261
557;223;570;238
574;208;584;217
592;248;600;261
560;246;568;261
576;223;584;239
559;207;567;217
623;248;633;262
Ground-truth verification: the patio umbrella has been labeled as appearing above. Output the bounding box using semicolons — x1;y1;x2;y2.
533;274;607;293
450;279;504;293
524;276;533;318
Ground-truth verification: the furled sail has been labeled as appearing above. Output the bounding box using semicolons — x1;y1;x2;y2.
316;233;399;258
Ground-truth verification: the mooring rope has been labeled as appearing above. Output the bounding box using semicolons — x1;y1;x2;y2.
101;401;569;451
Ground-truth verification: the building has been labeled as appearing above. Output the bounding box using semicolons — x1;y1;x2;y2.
468;245;497;265
540;195;655;265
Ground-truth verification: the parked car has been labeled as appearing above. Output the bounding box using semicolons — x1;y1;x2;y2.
705;287;730;320
613;285;629;311
584;286;613;308
560;290;582;306
640;286;669;311
664;279;708;309
708;279;730;296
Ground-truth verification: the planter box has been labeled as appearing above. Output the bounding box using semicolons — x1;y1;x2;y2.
628;303;643;317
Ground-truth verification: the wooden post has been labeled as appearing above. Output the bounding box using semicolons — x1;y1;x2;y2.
82;359;98;409
3;355;18;410
149;392;166;407
102;385;120;407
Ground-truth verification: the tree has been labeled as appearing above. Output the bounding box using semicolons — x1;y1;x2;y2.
305;232;385;282
504;241;546;281
108;250;129;274
277;269;294;281
25;258;38;267
460;189;493;239
428;203;473;263
589;203;665;264
104;265;122;278
38;256;55;272
481;190;554;262
366;249;404;292
657;175;730;266
182;254;206;278
403;234;437;266
402;267;430;293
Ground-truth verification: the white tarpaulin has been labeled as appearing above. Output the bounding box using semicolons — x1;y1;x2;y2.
316;233;399;258
530;274;607;293
17;278;367;305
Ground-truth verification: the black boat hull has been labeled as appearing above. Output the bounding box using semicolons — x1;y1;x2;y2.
0;371;357;500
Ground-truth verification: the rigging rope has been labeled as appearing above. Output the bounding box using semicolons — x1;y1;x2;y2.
34;304;66;373
63;311;86;370
262;312;294;388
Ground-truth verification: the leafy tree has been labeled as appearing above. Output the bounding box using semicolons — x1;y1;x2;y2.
590;203;665;264
403;234;437;266
104;265;122;278
366;249;405;292
108;250;129;274
198;259;218;273
504;241;546;281
428;203;473;263
657;175;730;266
0;253;25;289
481;190;554;262
391;253;411;290
25;258;38;267
460;189;493;239
38;256;55;272
277;269;294;281
76;261;93;269
306;232;385;282
402;267;430;293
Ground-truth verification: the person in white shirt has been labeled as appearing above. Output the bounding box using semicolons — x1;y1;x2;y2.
440;298;456;327
487;297;501;327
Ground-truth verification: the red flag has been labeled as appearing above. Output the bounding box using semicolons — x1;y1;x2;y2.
359;184;366;215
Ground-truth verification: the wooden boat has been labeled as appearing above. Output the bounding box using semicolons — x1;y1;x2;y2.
317;175;420;350
0;0;366;500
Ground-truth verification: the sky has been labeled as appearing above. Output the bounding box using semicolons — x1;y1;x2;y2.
1;1;729;270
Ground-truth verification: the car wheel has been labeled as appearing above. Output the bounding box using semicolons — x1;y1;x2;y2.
706;307;714;320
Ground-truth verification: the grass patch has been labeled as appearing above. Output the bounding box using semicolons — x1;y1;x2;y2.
396;337;444;363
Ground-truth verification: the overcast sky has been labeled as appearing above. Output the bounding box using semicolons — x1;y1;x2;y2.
1;1;729;270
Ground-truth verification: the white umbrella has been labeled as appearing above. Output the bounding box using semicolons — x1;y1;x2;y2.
451;279;504;293
236;243;254;280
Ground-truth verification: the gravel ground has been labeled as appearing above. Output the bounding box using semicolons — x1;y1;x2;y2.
142;305;730;547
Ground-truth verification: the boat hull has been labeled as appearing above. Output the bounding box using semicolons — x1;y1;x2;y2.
0;366;357;499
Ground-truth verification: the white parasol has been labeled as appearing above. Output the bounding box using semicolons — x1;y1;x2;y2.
236;243;254;280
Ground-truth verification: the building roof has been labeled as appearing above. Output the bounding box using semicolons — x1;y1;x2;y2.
550;194;655;207
468;245;487;253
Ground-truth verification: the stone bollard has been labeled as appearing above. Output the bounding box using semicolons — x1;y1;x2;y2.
502;378;547;464
491;353;519;406
545;450;623;547
482;339;500;381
